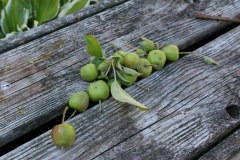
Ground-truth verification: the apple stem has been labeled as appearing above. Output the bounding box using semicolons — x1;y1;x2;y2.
111;43;119;52
99;99;102;111
66;110;77;121
112;61;117;82
133;82;150;91
105;63;112;75
155;42;160;50
111;43;126;57
62;106;69;124
179;52;194;55
141;37;149;41
104;44;114;53
124;42;138;50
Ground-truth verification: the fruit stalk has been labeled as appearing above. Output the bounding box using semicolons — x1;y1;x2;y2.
105;62;112;75
112;61;117;81
62;106;69;124
179;52;193;54
144;64;157;67
141;37;150;41
66;110;77;121
133;82;149;91
124;42;138;50
99;99;102;111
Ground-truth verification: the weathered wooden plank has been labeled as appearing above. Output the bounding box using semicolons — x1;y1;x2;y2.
0;0;128;53
200;127;240;160
1;0;240;148
2;18;240;160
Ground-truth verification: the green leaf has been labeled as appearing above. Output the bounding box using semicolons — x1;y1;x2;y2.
5;31;17;38
1;0;29;35
116;71;130;83
111;81;149;111
33;0;60;25
97;62;109;71
17;23;30;32
203;56;220;67
60;0;69;6
90;0;101;4
122;66;142;76
58;0;90;18
32;20;39;28
91;57;104;66
98;75;109;81
84;35;103;57
116;61;122;70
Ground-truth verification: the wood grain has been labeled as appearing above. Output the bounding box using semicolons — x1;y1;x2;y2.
1;0;240;149
200;128;240;160
2;19;240;160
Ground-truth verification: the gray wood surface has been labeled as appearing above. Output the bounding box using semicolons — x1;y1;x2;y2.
200;128;240;160
2;17;240;160
0;0;240;153
0;0;128;53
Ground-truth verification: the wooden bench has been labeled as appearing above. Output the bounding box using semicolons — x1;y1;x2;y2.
1;0;240;159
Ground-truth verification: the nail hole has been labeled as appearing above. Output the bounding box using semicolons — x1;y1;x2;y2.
225;105;240;119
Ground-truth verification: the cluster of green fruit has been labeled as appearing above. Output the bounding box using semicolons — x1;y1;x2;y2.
51;35;220;149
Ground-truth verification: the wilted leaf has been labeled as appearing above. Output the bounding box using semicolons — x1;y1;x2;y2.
33;0;60;25
111;81;149;111
84;35;103;57
203;56;220;67
1;0;29;34
122;66;142;76
58;0;90;18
